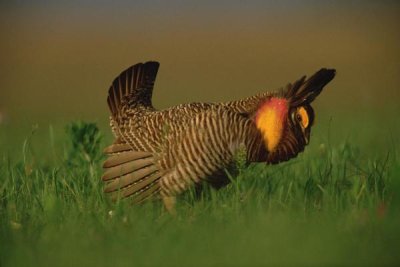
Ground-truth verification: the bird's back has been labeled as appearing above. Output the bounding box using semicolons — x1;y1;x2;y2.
106;62;271;152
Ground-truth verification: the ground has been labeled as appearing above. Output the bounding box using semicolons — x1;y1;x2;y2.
0;114;399;267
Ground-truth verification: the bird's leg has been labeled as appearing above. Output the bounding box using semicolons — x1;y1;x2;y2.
162;196;176;215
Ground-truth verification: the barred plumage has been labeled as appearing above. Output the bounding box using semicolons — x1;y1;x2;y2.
102;61;336;210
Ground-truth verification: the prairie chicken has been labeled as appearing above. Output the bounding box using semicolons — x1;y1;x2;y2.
102;61;335;211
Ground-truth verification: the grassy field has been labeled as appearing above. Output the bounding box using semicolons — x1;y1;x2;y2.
1;1;400;266
1;115;399;267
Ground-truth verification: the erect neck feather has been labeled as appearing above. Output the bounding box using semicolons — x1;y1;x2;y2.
255;97;289;152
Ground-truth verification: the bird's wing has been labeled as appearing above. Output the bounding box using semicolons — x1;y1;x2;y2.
101;109;263;201
103;141;132;154
107;61;160;118
102;150;164;203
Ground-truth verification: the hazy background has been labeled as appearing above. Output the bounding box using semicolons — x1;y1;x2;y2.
0;0;399;132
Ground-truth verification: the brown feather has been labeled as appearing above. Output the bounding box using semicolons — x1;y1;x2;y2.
105;168;161;193
102;157;154;181
107;61;159;117
103;143;132;154
104;165;158;193
102;151;152;168
131;185;161;204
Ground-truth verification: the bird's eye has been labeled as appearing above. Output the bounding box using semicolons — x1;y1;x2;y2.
296;106;310;128
296;113;302;122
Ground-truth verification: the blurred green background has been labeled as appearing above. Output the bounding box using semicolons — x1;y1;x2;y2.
1;1;399;122
1;0;399;162
0;0;400;163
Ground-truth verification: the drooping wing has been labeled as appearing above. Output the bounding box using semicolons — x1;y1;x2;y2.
101;109;264;202
102;150;163;203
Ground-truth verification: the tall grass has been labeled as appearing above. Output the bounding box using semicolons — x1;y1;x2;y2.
0;121;399;266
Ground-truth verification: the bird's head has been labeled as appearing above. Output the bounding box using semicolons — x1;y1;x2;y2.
254;68;336;164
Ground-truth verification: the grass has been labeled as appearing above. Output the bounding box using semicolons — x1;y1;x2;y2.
1;118;399;267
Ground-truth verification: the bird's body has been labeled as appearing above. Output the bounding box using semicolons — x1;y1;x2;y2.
102;61;335;210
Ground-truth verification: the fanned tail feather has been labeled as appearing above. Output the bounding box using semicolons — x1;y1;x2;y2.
107;61;160;117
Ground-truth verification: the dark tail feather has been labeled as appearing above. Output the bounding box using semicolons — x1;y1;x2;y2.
286;68;336;107
107;61;160;117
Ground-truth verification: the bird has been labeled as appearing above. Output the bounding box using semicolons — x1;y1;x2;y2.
101;61;336;212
